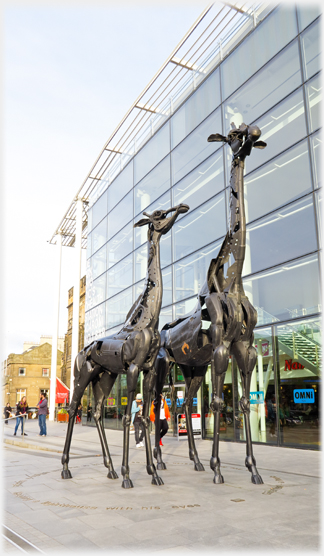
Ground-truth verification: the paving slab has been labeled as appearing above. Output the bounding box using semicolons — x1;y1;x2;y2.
2;418;321;554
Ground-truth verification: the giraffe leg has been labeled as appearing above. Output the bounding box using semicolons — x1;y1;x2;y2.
210;345;229;484
232;340;263;485
181;364;207;472
121;363;139;489
153;348;171;470
142;368;163;485
92;373;118;479
61;354;100;479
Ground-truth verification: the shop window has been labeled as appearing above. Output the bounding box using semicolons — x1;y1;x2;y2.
18;368;26;376
275;318;320;449
42;368;49;378
16;389;26;403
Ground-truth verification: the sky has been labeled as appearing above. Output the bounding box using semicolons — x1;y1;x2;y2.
2;0;208;358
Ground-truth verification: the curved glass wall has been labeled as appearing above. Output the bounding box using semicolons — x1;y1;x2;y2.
84;5;321;449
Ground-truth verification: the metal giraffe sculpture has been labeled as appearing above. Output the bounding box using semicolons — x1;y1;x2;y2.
61;202;189;488
153;123;266;484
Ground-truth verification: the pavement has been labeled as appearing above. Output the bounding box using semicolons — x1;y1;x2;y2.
1;417;322;554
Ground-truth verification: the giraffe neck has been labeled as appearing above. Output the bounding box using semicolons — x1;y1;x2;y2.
228;157;246;295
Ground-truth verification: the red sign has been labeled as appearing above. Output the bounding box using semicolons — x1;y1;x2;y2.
55;378;69;403
284;359;305;371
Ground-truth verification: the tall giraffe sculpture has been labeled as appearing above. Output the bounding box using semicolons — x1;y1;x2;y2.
61;202;189;488
153;123;266;484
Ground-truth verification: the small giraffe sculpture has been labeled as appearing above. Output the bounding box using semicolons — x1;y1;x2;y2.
61;202;189;488
153;123;266;484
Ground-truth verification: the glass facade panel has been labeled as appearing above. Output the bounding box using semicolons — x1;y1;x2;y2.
172;150;224;214
173;194;226;262
162;267;172;308
310;131;321;189
90;273;106;308
107;161;133;212
174;239;223;303
107;222;133;269
171;108;222;185
297;5;321;32
243;254;321;325
91;244;106;281
159;306;173;331
107;190;133;241
106;287;133;329
306;74;321;134
92;190;108;230
171;68;221;148
245;88;307;175
221;5;298;100
134;156;170;217
134;243;147;284
107;254;133;299
174;296;197;318
92;216;107;254
315;189;321;249
244;140;313;224
134;123;170;184
224;40;302;131
243;195;318;276
300;19;321;81
276;318;320;449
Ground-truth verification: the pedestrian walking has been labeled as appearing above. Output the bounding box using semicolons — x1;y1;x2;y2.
14;396;29;436
4;403;12;424
131;393;144;447
37;393;48;436
150;395;170;446
87;403;92;422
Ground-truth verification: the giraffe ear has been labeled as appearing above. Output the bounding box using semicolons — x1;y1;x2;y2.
134;218;150;228
207;133;227;142
254;141;267;149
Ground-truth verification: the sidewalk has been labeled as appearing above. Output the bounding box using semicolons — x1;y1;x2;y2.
2;418;321;554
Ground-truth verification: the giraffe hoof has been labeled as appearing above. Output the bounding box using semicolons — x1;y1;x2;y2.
121;478;134;489
61;469;72;480
194;462;205;472
157;462;167;470
151;475;164;486
213;474;224;484
252;474;263;485
107;470;119;480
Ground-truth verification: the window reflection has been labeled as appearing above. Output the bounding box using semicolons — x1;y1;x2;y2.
134;123;170;184
107;191;133;241
173;194;226;262
243;254;321;325
221;5;298;100
243;195;317;276
172;151;224;214
300;20;321;81
171;108;222;185
107;162;133;212
305;75;321;134
244;140;312;223
245;88;307;175
134;156;170;217
107;255;133;299
174;296;197;318
171;68;220;148
107;223;133;269
106;287;133;329
223;40;302;132
174;239;223;303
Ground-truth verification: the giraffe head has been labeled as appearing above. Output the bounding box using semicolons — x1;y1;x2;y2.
134;203;189;235
207;123;266;160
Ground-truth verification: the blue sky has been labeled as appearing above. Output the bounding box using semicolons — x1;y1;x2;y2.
3;1;207;357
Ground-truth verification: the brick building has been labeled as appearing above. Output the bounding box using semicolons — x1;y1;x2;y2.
61;276;86;389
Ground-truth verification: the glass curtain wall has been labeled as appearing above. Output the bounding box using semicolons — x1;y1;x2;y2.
84;4;321;448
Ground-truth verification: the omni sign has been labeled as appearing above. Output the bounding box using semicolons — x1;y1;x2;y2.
293;389;315;403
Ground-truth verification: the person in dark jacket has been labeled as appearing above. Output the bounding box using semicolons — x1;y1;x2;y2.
14;397;29;436
4;403;12;424
37;393;48;436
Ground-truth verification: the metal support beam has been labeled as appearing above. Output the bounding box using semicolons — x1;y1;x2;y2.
70;197;83;400
49;232;62;421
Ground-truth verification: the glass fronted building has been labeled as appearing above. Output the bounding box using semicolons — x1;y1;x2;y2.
84;3;321;450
